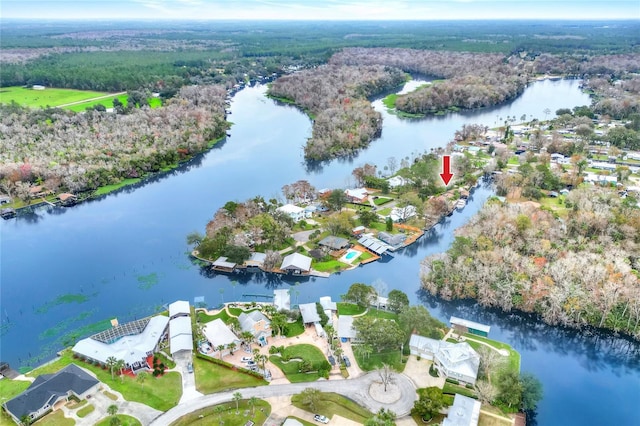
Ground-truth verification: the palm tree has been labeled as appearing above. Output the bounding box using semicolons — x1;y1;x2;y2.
106;356;118;380
232;391;243;414
214;405;224;425
115;359;126;382
252;348;261;364
19;415;32;426
259;354;268;371
228;342;237;355
248;396;258;415
137;371;148;389
241;331;254;347
228;317;241;334
107;404;118;416
217;344;226;359
334;347;343;359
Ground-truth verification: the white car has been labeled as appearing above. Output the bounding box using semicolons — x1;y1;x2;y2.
314;414;329;424
241;356;253;362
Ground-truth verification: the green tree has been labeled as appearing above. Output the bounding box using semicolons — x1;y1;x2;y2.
398;305;444;339
106;356;118;380
115;359;126;382
300;387;321;412
365;408;396;426
411;386;445;421
387;289;409;312
353;316;405;351
186;231;204;246
137;371;149;389
358;209;379;227
19;415;32;426
326;189;348;211
385;216;393;231
223;245;251;264
496;370;523;408
228;342;237;354
233;391;243;414
248;396;258;415
107;404;118;416
217;344;226;359
520;373;543;411
342;283;376;307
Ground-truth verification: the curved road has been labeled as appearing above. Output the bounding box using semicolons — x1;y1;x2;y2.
149;372;417;425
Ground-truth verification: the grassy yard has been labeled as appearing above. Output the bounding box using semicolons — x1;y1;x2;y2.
227;307;260;317
64;94;128;112
0;86;110;108
170;399;270;426
94;178;142;196
26;350;182;412
32;409;75;426
286;417;315;426
462;334;521;375
194;356;266;394
443;382;477;398
377;207;393;216
364;308;398;320
0;378;31;401
353;349;406;372
76;404;94;418
337;303;366;316
269;344;329;383
94;414;142;426
312;259;349;273
284;317;305;337
373;197;394;206
196;309;231;324
292;392;373;424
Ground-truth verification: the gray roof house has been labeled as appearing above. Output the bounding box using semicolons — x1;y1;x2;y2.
318;236;350;251
204;319;241;355
239;311;272;346
299;303;321;325
337;315;357;341
4;364;99;424
280;253;312;273
442;394;481;426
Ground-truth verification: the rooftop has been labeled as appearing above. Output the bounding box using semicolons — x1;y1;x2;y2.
204;319;240;348
450;316;491;334
442;394;481;426
280;252;312;272
169;300;190;318
299;302;321;324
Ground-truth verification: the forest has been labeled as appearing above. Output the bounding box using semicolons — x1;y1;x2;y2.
420;187;640;339
0;85;228;198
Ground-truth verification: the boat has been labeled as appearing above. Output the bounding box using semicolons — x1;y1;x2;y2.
1;208;16;219
455;199;466;210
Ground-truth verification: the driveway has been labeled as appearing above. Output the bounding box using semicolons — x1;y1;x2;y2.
149;371;417;425
173;352;203;404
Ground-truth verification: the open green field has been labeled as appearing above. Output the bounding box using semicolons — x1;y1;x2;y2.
95;414;142;426
291;391;374;424
193;356;266;394
170;399;270;426
269;344;330;383
0;86;111;108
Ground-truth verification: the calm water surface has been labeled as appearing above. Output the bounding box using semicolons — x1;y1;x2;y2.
1;80;638;425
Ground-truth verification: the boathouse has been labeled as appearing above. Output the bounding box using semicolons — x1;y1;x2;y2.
450;316;491;337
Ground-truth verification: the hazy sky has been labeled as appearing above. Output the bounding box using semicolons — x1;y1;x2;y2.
2;0;639;20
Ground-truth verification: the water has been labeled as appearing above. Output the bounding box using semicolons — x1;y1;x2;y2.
2;79;637;425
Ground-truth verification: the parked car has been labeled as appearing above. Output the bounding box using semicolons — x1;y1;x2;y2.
314;414;329;424
342;356;351;367
241;356;253;362
246;360;256;366
328;355;336;366
187;362;193;373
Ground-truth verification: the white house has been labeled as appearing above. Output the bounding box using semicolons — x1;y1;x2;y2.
345;188;369;203
299;303;321;325
203;319;241;356
387;176;411;188
280;253;312;274
389;205;417;222
276;204;311;222
409;334;480;385
442;394;481;426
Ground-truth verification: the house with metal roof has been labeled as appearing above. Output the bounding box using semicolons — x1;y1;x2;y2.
345;188;369;203
169;316;193;356
3;364;99;425
169;300;190;319
280;253;312;274
319;296;337;311
337;315;357;341
273;289;291;311
72;315;168;371
318;236;350;251
357;235;393;255
409;334;480;385
238;311;272;346
450;316;491;337
211;256;237;272
246;252;267;269
299;303;321;325
442;394;481;426
276;204;311;222
204;319;241;356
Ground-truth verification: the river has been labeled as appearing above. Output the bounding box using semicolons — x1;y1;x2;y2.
1;79;638;425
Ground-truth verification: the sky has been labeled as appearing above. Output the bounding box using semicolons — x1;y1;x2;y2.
1;0;639;21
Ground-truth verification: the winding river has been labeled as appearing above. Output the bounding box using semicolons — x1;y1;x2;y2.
1;79;638;425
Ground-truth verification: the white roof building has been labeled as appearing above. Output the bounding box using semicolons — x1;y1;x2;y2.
409;334;480;385
72;316;168;368
387;176;411;188
276;204;311;222
319;296;337;311
299;303;321;324
169;300;190;318
390;205;417;222
442;394;481;426
337;315;357;340
345;188;368;202
204;319;240;349
280;253;312;273
273;289;291;311
169;316;193;355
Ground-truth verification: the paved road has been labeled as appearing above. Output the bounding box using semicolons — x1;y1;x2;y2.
149;372;417;425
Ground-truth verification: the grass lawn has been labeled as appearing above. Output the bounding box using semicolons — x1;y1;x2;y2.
64;94;128;112
382;93;398;109
0;378;31;401
377;207;393;216
337;303;366;316
269;344;329;383
94;178;142;196
95;414;142;426
411;412;446;425
284;317;305;337
292;392;373;424
76;404;94;418
353;349;405;372
462;334;521;375
443;382;477;398
364;308;398;320
507;156;520;165
227;307;260;317
478;412;513;426
312;259;349;273
358;251;374;262
170;399;270;426
194;357;266;394
33;409;75;426
26;349;182;411
373;197;393;206
346;203;373;211
0;86;110;108
196;309;231;324
286;417;315;426
103;390;118;401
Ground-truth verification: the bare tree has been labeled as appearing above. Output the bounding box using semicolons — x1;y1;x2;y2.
377;363;395;392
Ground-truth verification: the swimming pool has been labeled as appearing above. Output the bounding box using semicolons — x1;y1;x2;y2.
345;251;358;260
340;249;361;264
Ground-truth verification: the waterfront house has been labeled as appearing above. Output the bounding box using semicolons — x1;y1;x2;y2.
280;253;312;274
58;193;77;206
318;236;350;251
169;300;192;356
409;334;480;385
203;319;241;357
442;394;481;426
357;235;392;255
345;188;369;203
72;315;168;372
337;315;357;342
0;195;11;205
4;364;99;425
319;296;337;312
245;252;266;269
299;303;321;326
238;311;272;346
276;204;311;222
169;300;190;319
389;205;417;222
387;176;411;188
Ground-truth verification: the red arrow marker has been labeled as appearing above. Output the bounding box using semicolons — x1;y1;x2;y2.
440;155;454;186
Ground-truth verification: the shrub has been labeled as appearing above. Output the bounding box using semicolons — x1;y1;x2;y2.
445;378;460;385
